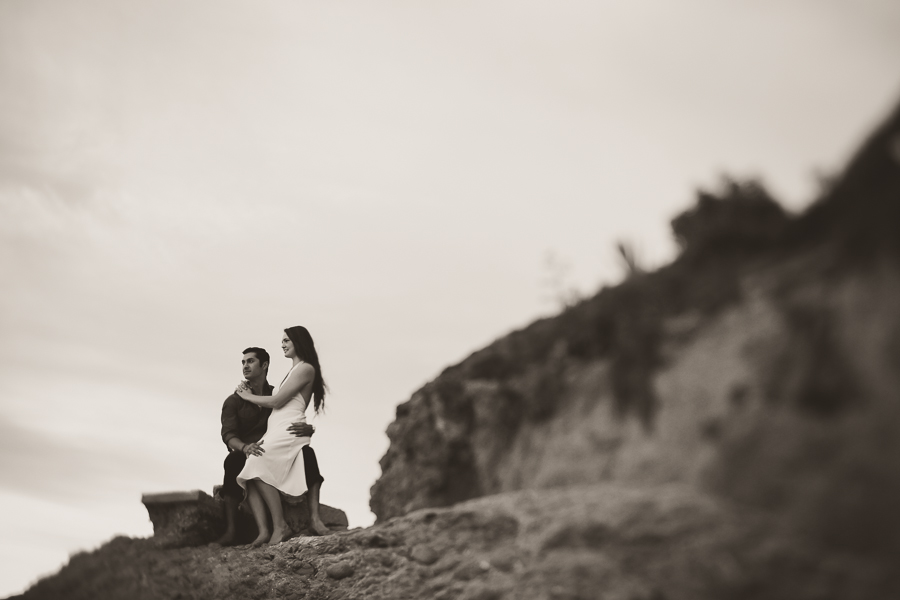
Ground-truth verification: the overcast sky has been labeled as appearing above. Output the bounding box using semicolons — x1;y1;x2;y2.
1;0;899;595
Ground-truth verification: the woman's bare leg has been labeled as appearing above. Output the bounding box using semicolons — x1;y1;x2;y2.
246;481;270;547
256;481;290;544
307;482;330;536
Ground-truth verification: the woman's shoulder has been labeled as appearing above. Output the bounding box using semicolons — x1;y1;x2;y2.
288;361;316;379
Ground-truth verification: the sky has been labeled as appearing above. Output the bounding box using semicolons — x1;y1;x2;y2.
1;0;899;596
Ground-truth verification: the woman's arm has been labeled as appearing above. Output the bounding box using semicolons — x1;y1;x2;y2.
238;363;314;409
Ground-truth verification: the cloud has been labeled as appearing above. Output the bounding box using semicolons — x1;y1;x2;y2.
0;415;171;501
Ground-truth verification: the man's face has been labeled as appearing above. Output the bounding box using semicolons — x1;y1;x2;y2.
241;353;267;380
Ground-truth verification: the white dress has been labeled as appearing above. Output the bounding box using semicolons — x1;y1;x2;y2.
236;362;313;497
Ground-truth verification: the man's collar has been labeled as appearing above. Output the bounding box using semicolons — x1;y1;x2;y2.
241;378;272;397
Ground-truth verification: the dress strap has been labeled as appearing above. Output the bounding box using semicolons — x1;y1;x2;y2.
279;361;305;389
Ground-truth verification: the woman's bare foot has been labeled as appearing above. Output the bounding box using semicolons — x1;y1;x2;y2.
268;525;291;545
251;529;270;547
309;518;330;537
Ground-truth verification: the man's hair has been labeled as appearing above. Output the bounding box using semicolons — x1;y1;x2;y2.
242;347;270;371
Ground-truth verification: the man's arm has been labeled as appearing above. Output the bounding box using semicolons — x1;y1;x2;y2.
287;422;315;437
221;397;241;447
221;396;265;456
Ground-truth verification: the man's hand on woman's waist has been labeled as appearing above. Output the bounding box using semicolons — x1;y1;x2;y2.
288;422;315;437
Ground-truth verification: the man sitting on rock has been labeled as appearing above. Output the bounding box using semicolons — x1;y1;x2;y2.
215;346;323;545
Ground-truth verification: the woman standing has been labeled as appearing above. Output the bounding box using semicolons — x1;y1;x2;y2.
236;325;329;545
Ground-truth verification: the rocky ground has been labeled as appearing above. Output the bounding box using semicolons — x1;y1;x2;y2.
14;483;898;600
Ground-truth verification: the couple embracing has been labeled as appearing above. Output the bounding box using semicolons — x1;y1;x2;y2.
217;325;330;547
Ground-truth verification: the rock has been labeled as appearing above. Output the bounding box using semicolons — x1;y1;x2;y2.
282;493;350;535
141;490;223;548
488;548;519;573
359;532;396;547
379;553;395;567
325;560;354;580
454;559;490;581
291;560;315;577
461;586;507;600
410;544;439;565
431;554;461;575
316;536;350;555
490;547;522;573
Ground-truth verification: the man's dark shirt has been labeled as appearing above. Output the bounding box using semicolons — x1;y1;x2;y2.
220;382;273;450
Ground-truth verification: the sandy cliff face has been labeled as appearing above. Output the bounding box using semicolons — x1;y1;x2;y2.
370;101;900;562
371;262;900;544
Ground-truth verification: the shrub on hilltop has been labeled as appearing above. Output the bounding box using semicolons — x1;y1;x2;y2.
457;177;790;424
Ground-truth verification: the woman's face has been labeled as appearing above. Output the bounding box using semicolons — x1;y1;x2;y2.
282;334;296;358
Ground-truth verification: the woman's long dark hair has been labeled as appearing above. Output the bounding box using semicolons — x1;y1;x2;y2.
285;325;327;413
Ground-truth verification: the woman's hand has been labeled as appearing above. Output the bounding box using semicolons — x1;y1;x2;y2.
242;441;265;457
235;381;252;399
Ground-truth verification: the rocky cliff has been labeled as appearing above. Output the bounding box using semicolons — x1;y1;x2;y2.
12;102;900;600
371;99;900;560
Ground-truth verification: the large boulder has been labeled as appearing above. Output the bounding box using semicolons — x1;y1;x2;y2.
281;492;349;537
141;490;222;548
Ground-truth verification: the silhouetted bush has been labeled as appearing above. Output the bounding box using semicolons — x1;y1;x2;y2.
672;178;788;262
